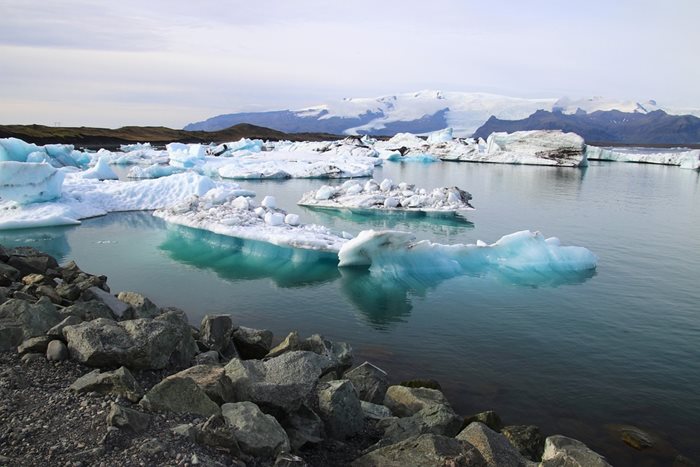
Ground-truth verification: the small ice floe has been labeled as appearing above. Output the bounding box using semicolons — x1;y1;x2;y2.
154;194;348;254
297;178;474;214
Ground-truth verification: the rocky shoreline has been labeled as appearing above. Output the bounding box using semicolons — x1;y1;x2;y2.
1;244;619;466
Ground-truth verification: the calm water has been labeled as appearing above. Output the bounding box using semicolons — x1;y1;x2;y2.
2;161;699;465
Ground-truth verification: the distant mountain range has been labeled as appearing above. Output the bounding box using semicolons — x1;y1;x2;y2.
185;90;700;142
473;110;700;145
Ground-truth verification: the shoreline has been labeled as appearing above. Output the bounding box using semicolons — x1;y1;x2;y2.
0;244;694;466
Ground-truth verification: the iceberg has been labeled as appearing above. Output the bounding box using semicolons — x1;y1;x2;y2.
0;138;89;168
477;131;587;166
0;161;65;204
167;143;206;169
426;127;454;144
586;146;700;169
298;179;474;214
0;172;242;230
127;164;183;179
213;150;378;179
154;193;348;254
80;157;119;180
337;229;598;275
207;138;264;156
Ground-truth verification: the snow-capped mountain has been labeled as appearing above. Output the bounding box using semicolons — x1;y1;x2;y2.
185;90;697;137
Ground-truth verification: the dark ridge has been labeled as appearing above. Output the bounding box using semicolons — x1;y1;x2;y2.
472;109;700;145
0;123;343;148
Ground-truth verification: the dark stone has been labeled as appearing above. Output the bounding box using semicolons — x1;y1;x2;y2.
232;326;273;360
200;314;234;353
463;410;503;432
352;434;486;467
345;362;389;404
501;425;545;461
107;403;151;433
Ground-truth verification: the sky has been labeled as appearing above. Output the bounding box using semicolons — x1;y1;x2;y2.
1;0;699;128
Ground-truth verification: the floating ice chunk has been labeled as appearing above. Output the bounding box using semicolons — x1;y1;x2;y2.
265;212;285;226
315;186;335;200
426;127;453;144
261;195;276;208
299;179;474;214
337;229;598;275
231;196;250;210
0;138;41;162
167;143;206;169
285;213;300;226
120;142;152;152
587;146;700;169
81;157;118;180
254;207;265;217
346;183;363;195
479;130;587;166
679;150;700;170
0;161;65;204
127;164;183;179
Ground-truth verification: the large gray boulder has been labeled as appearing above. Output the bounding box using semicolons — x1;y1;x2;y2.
351;433;486;467
232;326;273;360
60;301;114;321
378;404;463;446
221;401;290;458
266;332;353;377
46;315;82;340
82;287;130;318
17;336;51;355
540;435;611;467
283;404;324;450
116;291;159;319
383;385;450;417
0;297;61;350
316;379;364;439
200;314;234;352
107;403;151;433
266;331;300;358
195;414;242;456
360;401;392;420
456;422;531;467
501;425;545;461
224;350;328;414
167;364;235;404
345;361;389;404
6;247;59;277
464;410;503;432
63;316;195;369
69;366;144;402
139;376;220;417
153;309;198;367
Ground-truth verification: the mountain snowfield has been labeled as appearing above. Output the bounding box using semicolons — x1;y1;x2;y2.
185;90;700;137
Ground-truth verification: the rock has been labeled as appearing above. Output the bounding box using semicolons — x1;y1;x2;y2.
35;285;62;304
222;401;290;458
266;331;300;358
55;283;81;301
194;350;221;365
46;339;68;361
274;453;308;467
195;414;242;455
7;247;59;276
360;401;392;420
383;385;450;417
501;425;545;461
300;334;353;376
21;352;44;364
116;291;159;319
154;308;199;367
379;404;463;446
616;425;654;450
200;314;234;352
283;404;324;450
352;433;486;467
73;274;109;292
345;361;389;404
232;326;273;359
400;379;442;391
316;379;364;439
171;423;197;441
456;422;529;467
47;315;82;339
69;366;144;402
140;376;220;417
22;273;47;286
60;260;83;283
11;291;36;301
540;435;611;467
81;287;130;318
0;297;61;350
224;350;328;414
463;410;504;432
63;317;194;369
17;335;51;355
168;364;235;404
0;262;20;283
60;301;114;321
107;402;151;433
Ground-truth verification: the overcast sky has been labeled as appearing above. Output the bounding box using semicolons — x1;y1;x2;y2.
1;0;698;128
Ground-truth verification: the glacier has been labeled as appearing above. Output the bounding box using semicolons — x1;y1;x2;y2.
298;178;474;214
586;146;700;169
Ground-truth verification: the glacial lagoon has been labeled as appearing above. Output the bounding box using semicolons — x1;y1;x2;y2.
2;161;699;465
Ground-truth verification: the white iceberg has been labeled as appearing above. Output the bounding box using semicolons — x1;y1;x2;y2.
167;143;206;169
80;156;119;180
586;146;700;169
154;193;347;254
127;164;183;179
0;172;246;230
207;138;264;156
426;127;454;144
213;150;378;179
337;229;598;275
298;179;474;214
0;137;89;168
0;161;65;204
476;130;587;166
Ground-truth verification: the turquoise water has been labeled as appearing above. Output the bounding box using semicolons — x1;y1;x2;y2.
2;162;699;465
